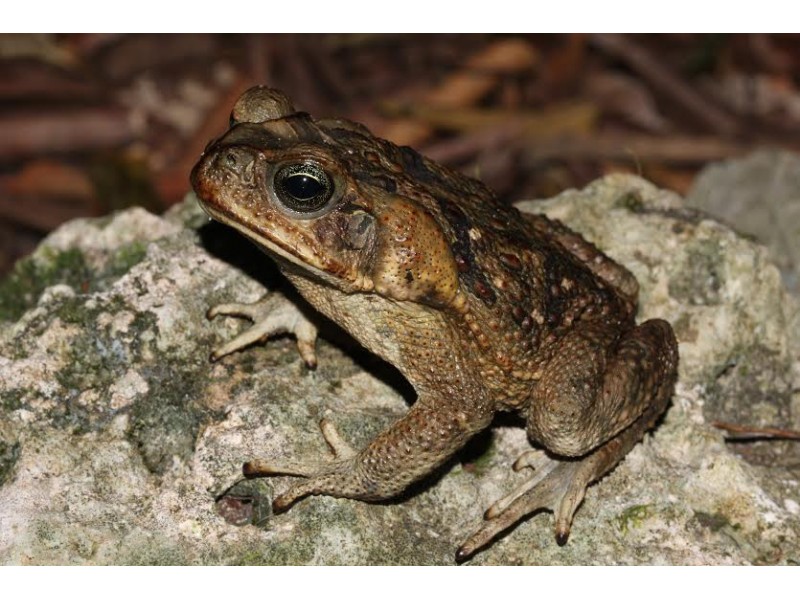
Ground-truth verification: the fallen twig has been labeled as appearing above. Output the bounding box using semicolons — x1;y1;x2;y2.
422;123;521;164
713;420;800;441
0;107;134;160
590;34;740;136
382;101;597;136
523;133;747;164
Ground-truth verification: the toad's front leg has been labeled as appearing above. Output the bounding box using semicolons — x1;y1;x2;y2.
244;396;494;509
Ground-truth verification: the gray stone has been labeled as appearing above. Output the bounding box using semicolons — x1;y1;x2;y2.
1;174;798;565
687;149;800;295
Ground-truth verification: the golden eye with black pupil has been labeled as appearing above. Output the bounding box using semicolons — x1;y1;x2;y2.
273;162;334;213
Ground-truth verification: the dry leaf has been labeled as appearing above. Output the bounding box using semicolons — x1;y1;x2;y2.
423;38;539;109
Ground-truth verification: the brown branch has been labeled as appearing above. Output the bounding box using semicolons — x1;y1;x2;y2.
422;124;521;164
382;101;597;136
0;59;100;102
0;107;134;161
524;133;747;164
589;34;740;136
713;421;800;441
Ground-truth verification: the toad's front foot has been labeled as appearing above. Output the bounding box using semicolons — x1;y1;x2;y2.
207;291;318;367
456;450;601;562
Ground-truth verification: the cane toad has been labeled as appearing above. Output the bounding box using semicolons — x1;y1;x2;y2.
190;87;679;561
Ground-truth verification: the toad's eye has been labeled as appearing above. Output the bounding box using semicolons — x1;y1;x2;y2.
273;162;334;214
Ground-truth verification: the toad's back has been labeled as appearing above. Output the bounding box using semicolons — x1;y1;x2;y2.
312;119;642;400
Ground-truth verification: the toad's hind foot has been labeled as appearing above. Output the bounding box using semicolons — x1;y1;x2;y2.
456;318;678;561
243;418;357;478
243;418;360;512
457;354;674;564
207;291;318;367
456;452;598;562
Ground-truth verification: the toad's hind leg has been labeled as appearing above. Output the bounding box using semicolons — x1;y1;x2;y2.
457;418;657;561
245;397;494;511
457;318;677;561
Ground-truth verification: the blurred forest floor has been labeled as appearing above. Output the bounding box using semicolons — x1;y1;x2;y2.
3;33;800;279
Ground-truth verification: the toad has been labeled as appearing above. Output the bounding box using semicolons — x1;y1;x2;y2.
190;87;678;561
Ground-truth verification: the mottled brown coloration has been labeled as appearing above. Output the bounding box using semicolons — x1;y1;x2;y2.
190;87;679;561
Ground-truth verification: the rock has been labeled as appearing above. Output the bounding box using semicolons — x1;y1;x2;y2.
687;149;800;295
1;174;798;565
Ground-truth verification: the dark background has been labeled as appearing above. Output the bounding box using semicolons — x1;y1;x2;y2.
3;33;800;278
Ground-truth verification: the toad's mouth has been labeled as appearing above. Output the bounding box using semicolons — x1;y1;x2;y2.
195;194;356;291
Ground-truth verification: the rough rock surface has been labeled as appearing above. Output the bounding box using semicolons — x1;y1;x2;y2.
1;174;798;565
687;149;800;295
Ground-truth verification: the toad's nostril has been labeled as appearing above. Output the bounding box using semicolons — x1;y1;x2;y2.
243;159;255;184
221;149;256;175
